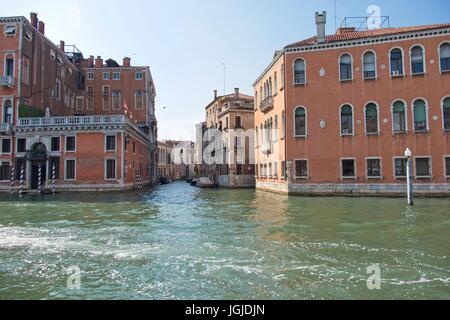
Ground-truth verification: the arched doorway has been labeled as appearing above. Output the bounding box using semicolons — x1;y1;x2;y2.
26;143;48;190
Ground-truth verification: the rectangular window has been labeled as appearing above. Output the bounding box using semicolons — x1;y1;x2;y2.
106;135;116;152
281;161;286;179
105;159;116;180
49;157;60;180
135;72;143;80
342;159;355;178
1;139;11;154
51;137;60;152
65;136;76;152
235;116;242;128
367;158;381;177
5;25;16;35
295;160;308;178
87;72;94;80
274;161;278;178
103;72;110;80
55;78;61;100
394;158;407;177
113;72;120;80
415;158;431;177
76;97;84;111
0;162;11;181
17;138;26;153
65;159;76;180
87;86;94;110
446;157;450;177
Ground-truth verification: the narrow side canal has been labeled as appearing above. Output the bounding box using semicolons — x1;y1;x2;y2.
0;182;449;299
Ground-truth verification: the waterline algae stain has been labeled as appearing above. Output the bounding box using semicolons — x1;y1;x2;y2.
0;182;449;300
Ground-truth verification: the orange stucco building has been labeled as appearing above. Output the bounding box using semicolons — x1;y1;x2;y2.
254;12;450;196
0;13;158;192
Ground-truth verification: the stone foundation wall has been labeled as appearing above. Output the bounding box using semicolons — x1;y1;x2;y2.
219;175;256;188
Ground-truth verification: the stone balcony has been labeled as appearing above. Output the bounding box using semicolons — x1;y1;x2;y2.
0;123;12;133
260;96;274;113
0;75;15;88
17;115;129;127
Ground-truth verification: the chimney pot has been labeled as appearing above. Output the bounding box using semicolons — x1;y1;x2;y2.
38;21;45;34
234;88;239;98
315;11;327;43
95;56;103;68
214;90;218;99
30;12;38;29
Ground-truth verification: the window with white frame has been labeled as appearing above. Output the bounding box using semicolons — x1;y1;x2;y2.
65;159;76;180
365;103;379;134
445;157;450;177
1;138;11;154
443;97;450;131
17;138;26;153
51;137;60;152
394;158;407;178
363;51;376;79
65;136;76;152
294;59;306;85
415;157;431;177
340;105;353;135
413;99;428;132
87;72;94;80
295;160;308;178
367;158;381;177
339;54;352;81
294;107;306;137
5;54;14;77
135;72;143;80
103;72;110;80
76;97;83;111
4;25;16;36
411;46;425;75
393;101;407;132
102;86;110;110
390;48;404;76
112;91;121;110
105;159;116;180
87;86;94;110
106;135;116;152
113;72;120;80
135;90;144;110
3;99;13;124
342;159;355;178
440;43;450;72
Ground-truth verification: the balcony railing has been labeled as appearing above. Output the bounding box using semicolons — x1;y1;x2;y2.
0;123;12;133
17;115;128;127
260;96;274;113
0;75;15;88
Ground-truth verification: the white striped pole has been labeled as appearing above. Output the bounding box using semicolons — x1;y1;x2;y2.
19;164;24;198
10;164;15;195
38;165;42;194
52;163;56;195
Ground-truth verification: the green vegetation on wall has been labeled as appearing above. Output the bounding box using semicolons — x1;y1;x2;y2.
18;103;44;118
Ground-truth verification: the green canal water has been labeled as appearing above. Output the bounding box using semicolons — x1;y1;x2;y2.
0;182;449;300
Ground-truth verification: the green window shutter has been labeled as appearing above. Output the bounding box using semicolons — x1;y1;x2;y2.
393;101;405;113
414;100;426;122
366;104;377;117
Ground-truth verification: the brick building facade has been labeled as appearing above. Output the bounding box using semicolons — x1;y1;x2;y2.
0;13;158;192
254;12;450;196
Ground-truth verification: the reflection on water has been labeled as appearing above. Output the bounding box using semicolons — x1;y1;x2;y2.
0;182;449;300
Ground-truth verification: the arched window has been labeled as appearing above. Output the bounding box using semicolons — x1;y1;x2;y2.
411;46;424;74
363;51;376;79
365;103;379;134
413;99;428;132
274;72;278;93
392;101;407;133
294;59;305;85
390;48;404;76
340;105;353;135
255;91;258;107
443;97;450;131
281;111;286;139
3;100;13;124
294;107;306;137
339;54;352;81
269;78;273;97
281;65;285;88
440;43;450;72
274;115;278;142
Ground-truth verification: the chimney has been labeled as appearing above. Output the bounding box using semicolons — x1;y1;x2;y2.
123;57;131;67
214;90;218;99
38;21;45;34
30;12;38;29
95;56;103;68
59;40;65;52
315;11;327;43
88;55;95;67
234;88;240;98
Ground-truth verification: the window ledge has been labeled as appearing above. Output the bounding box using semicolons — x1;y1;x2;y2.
413;130;430;134
443;129;450;133
294;82;307;87
339;79;353;83
340;134;355;137
366;132;381;136
295;177;309;180
294;135;307;139
415;176;432;180
411;72;426;77
393;131;408;135
367;176;383;179
363;77;377;81
440;70;450;74
390;74;405;79
394;176;407;180
342;176;356;180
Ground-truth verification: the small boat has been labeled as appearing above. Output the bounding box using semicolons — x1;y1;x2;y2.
160;177;170;185
190;179;198;186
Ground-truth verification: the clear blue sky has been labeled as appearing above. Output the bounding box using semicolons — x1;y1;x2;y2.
5;0;450;140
